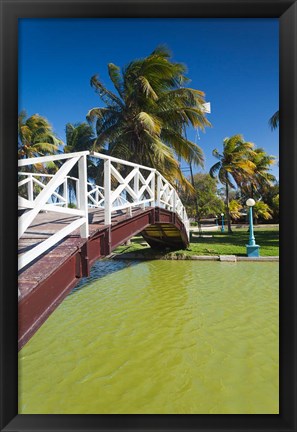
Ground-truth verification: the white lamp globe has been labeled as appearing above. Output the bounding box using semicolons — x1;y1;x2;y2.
221;213;224;216
246;198;256;207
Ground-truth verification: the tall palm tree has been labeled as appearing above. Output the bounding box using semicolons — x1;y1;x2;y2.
209;135;256;233
239;147;276;199
269;110;279;130
87;46;211;191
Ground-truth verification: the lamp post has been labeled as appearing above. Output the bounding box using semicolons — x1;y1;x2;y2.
221;213;224;233
246;198;260;257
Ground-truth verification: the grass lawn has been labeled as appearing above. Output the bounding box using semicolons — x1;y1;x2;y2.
114;226;279;258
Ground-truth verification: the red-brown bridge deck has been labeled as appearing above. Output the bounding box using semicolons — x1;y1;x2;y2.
18;206;188;350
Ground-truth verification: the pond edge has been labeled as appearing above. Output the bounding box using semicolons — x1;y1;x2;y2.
111;253;279;262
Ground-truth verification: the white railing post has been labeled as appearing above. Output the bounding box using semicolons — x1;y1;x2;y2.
104;159;111;225
173;190;177;213
95;187;99;206
156;173;161;207
76;179;80;208
28;174;33;202
78;155;89;238
134;168;139;203
151;172;155;207
63;178;68;208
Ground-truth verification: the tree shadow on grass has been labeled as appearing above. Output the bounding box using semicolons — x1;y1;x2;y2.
191;230;279;249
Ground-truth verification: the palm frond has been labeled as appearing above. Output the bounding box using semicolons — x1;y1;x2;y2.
136;76;158;100
269;110;279;130
108;63;124;98
209;161;221;178
212;149;222;160
90;75;124;108
137;112;161;135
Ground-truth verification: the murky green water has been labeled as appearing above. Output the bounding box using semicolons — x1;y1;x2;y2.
19;260;278;414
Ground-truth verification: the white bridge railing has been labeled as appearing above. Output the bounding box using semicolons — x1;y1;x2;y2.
18;151;190;271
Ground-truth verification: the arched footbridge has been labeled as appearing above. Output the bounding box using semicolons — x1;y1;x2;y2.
18;151;190;349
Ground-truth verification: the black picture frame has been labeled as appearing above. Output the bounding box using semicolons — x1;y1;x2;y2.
1;1;296;431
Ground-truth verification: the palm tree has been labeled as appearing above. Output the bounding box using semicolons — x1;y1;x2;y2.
253;201;273;224
209;135;256;233
239;148;276;199
269;110;279;130
64;122;97;154
18;111;63;201
18;111;62;160
64;122;98;203
87;46;211;192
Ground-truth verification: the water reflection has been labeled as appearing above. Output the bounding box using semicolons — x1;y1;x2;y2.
71;259;139;294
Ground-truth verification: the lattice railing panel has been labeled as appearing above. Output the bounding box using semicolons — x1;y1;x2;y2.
18;151;190;272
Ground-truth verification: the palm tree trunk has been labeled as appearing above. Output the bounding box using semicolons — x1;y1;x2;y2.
189;161;200;228
225;179;232;233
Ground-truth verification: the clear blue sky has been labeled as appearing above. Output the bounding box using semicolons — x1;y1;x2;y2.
18;18;279;179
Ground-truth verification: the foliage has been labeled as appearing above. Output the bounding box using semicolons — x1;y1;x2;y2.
229;199;243;220
180;173;224;219
272;194;279;214
254;182;279;222
67;202;77;209
253;201;273;224
87;46;211;191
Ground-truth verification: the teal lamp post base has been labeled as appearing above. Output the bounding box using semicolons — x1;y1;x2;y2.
246;244;260;257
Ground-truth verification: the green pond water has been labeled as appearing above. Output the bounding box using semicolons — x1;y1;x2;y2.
19;260;279;414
